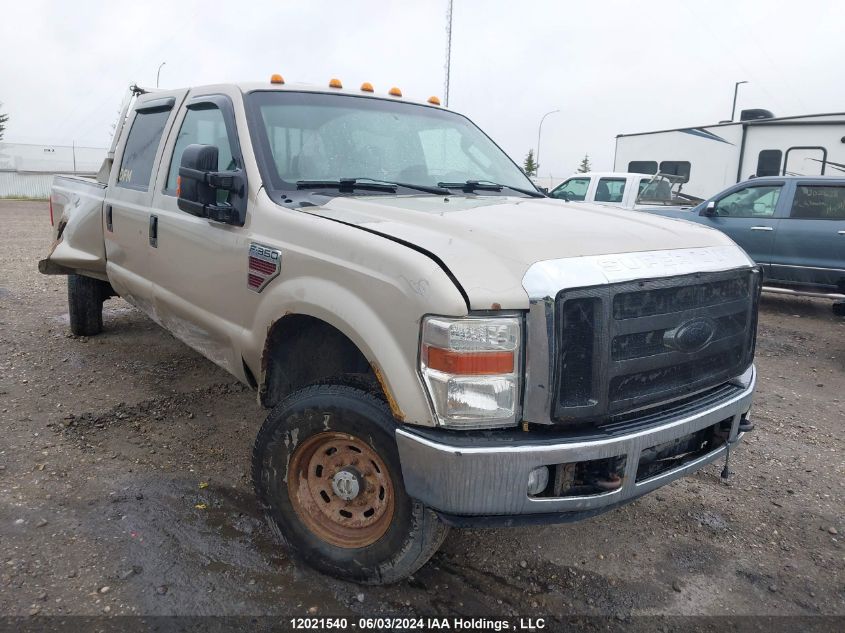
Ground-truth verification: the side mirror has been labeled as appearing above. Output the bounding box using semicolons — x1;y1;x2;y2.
177;144;243;223
700;200;717;217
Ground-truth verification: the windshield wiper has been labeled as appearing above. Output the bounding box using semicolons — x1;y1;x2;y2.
352;178;451;195
296;178;397;193
296;177;450;195
437;179;545;198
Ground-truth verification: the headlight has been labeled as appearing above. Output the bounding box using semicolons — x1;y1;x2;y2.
420;316;521;429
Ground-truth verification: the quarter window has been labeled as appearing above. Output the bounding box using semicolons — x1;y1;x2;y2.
628;161;657;175
550;177;590;201
117;109;170;190
659;161;691;182
790;185;845;219
166;105;235;195
714;185;781;218
595;177;625;203
756;150;782;177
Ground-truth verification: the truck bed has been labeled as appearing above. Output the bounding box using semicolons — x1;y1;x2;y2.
39;175;108;280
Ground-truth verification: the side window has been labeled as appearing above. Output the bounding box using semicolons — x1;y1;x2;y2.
117;109;170;191
165;105;234;197
659;161;691;182
789;185;845;220
595;178;626;203
637;178;652;195
628;161;657;175
714;185;782;218
550;177;590;201
756;150;782;177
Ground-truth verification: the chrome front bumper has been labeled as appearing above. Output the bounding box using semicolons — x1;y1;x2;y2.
396;367;755;518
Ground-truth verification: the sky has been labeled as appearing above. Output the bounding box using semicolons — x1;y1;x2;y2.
1;0;843;179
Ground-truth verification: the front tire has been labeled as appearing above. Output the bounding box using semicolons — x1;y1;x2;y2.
67;274;105;336
252;384;448;584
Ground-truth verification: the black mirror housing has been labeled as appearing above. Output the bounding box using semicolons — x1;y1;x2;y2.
177;144;244;224
701;200;717;217
177;144;218;216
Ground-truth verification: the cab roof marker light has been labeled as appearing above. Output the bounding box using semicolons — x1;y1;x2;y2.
360;82;374;92
388;87;402;97
427;96;441;105
270;74;285;84
329;78;343;89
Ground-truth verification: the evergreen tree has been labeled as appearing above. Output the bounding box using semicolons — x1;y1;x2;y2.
0;103;8;141
523;149;538;177
577;153;591;173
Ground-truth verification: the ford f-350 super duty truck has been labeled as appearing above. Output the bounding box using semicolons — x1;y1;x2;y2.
40;77;760;584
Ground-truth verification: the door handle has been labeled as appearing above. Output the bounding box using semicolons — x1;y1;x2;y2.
838;230;845;235
750;226;774;231
105;205;113;232
149;215;158;248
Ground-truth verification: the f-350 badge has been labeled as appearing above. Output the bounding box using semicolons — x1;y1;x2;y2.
247;243;281;293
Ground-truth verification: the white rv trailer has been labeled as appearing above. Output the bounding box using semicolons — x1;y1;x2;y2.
613;110;845;200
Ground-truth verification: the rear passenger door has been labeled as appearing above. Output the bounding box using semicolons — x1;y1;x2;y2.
104;94;184;311
592;177;626;207
769;181;845;290
699;182;785;274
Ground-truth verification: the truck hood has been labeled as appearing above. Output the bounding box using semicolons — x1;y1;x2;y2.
303;195;744;310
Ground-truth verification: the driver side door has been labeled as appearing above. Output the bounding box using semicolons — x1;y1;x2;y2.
697;182;785;274
147;90;254;378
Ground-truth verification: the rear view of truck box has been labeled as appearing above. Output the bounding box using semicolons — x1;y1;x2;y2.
39;175;108;280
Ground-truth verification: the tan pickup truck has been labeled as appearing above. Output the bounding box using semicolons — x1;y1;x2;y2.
40;78;760;584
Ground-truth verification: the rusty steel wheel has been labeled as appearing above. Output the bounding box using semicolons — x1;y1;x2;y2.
254;384;449;583
288;431;395;549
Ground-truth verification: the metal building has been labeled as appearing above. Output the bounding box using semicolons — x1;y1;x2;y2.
0;142;106;198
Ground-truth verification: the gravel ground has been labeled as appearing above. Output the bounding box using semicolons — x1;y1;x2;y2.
1;200;843;624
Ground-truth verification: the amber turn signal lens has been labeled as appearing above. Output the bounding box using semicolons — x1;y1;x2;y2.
427;96;441;105
423;346;514;375
388;87;402;97
360;82;374;92
270;74;285;84
329;78;343;88
175;175;181;197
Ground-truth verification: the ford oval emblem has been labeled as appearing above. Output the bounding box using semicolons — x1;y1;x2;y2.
663;317;717;353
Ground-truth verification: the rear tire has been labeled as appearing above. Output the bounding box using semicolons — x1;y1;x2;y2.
252;384;449;584
67;274;104;336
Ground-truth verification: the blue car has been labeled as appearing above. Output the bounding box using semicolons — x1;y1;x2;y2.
643;176;845;305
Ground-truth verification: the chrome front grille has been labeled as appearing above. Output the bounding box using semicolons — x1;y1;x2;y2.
552;268;760;424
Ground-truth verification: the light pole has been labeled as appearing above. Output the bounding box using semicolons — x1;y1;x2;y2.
731;80;748;121
444;0;453;107
156;62;166;88
536;109;560;174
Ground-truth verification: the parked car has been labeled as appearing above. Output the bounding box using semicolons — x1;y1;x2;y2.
40;79;759;584
547;171;702;210
642;176;845;303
